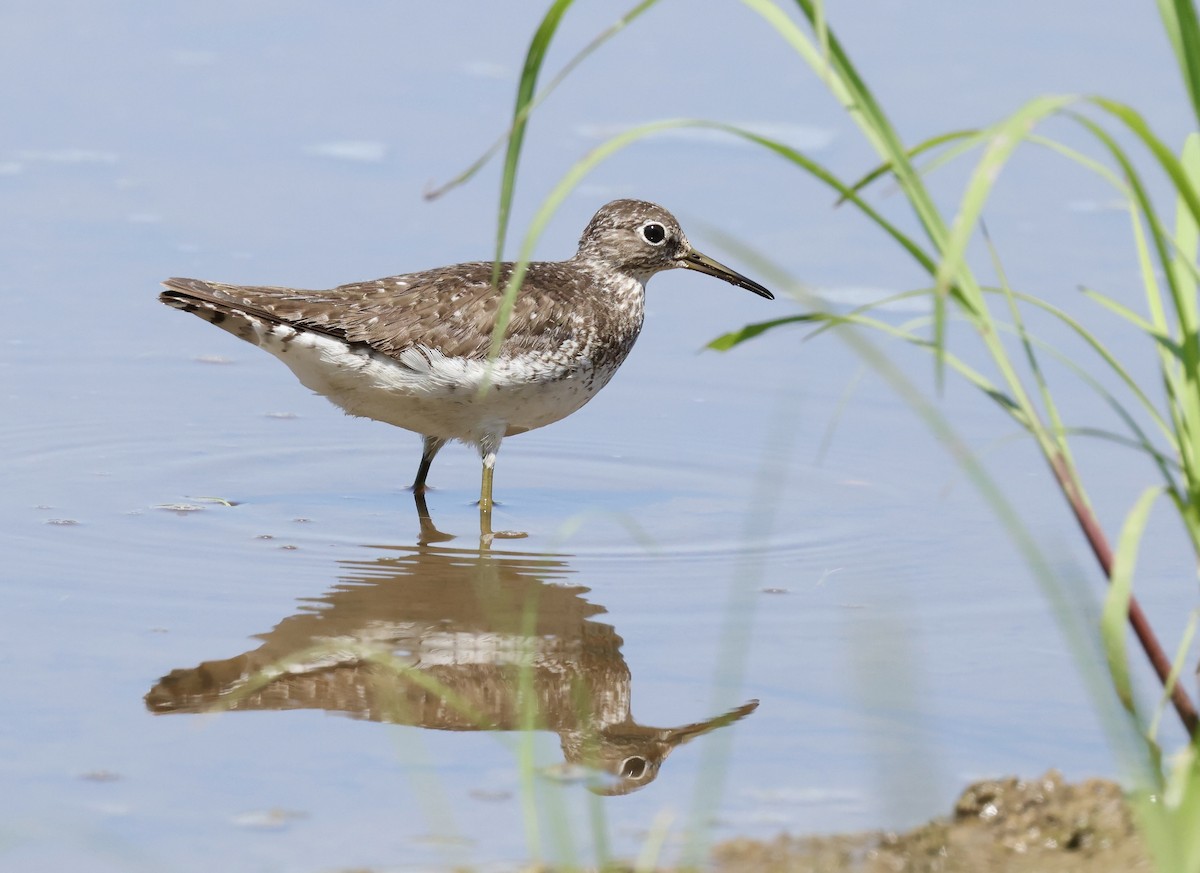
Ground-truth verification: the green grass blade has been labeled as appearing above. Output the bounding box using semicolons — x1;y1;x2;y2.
634;810;675;873
1062;428;1181;475
782;311;1028;421
934;94;1078;300
1102;485;1166;718
1148;609;1199;742
799;288;933;342
995;326;1184;493
427;0;662;203
748;0;1026;388
813;0;828;75
984;227;1091;505
586;769;611;868
1164;742;1200;871
1080;285;1161;334
492;0;577;279
1089;97;1200;232
516;599;545;864
836;129;979;205
1155;0;1200;129
1026;132;1131;193
1008;289;1176;446
743;0;950;253
1171;132;1200;342
1068;110;1200;504
800;279;1179;451
708;315;822;350
815;365;867;465
711;125;938;273
712;256;1179;481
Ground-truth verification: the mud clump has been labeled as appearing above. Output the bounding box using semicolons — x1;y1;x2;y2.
713;770;1150;873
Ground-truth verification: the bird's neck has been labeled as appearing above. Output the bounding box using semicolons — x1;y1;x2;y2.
569;254;655;288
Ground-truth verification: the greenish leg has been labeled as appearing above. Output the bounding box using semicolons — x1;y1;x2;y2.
479;452;496;512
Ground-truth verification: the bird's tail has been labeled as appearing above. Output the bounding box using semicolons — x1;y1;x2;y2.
160;276;311;347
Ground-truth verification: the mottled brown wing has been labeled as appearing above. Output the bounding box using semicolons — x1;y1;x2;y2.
161;262;590;361
321;262;592;360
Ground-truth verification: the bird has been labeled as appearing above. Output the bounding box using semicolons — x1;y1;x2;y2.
159;199;773;515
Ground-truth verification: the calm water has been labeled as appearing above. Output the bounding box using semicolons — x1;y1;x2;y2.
3;1;1196;870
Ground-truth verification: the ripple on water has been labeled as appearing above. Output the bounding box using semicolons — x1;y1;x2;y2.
243;433;889;578
4;407;902;595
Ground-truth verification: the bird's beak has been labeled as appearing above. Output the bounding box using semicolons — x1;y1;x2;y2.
662;700;761;747
676;249;774;300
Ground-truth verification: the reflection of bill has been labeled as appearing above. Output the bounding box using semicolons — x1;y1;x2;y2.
146;538;757;795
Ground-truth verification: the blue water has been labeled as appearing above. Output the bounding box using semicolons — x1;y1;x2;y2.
2;1;1195;870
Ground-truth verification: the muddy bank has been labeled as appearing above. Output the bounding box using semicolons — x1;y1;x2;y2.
713;771;1151;873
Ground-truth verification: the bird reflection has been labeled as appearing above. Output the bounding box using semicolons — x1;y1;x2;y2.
145;501;757;795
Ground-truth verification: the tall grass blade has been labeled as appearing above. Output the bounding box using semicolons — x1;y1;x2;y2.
745;0;1012;386
633;810;674;873
586;781;611;869
1148;610;1199;742
1089;98;1200;230
812;0;829;82
1069;110;1200;534
836;129;978;205
492;0;576;282
988;230;1095;514
934;95;1077;301
1101;486;1166;717
1171;132;1200;356
707;315;822;350
427;0;662;202
516;596;544;865
1155;0;1200;129
1136;742;1200;873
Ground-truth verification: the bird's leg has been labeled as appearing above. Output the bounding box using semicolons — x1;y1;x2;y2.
479;450;497;513
476;427;503;544
478;451;497;545
410;436;446;494
475;427;526;540
476;427;503;513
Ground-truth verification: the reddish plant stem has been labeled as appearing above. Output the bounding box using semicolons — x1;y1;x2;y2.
1049;454;1199;738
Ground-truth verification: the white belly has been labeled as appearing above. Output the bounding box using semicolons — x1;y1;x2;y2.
259;323;624;444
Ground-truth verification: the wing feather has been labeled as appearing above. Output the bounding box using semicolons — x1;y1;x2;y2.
160;262;592;362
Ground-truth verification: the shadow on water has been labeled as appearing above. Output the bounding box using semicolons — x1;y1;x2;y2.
144;494;758;796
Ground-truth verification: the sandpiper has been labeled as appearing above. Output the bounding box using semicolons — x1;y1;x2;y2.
160;199;773;513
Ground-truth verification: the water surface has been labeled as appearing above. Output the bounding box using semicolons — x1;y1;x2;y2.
2;1;1196;870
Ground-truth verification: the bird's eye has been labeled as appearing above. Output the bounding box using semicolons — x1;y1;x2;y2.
640;223;666;245
620;756;648;779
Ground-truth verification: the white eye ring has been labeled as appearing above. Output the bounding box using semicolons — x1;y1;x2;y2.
639;222;667;246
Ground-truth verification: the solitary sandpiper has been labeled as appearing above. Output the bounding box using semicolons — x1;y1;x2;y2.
160;199;773;516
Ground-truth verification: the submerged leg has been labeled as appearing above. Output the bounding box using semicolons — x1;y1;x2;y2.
411;436;446;494
476;435;528;542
